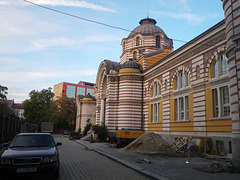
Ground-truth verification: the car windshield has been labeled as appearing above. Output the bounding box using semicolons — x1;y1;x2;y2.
9;135;55;148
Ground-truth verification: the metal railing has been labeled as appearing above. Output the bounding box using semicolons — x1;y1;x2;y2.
0;115;38;144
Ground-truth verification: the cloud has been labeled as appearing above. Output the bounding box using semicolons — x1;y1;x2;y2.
0;57;19;63
0;1;22;6
152;10;205;25
0;69;97;82
24;0;117;13
30;37;76;50
178;0;191;12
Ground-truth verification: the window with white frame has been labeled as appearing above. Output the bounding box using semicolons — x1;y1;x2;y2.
175;71;189;90
213;86;230;117
175;95;189;121
151;82;161;123
153;82;161;97
152;102;160;123
213;53;228;78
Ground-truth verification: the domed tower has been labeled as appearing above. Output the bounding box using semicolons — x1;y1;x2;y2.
120;17;173;68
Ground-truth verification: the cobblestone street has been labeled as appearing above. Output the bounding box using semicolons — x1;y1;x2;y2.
55;135;151;180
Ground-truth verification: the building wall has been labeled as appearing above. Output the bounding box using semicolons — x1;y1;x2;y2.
222;0;240;166
121;34;172;64
53;82;95;102
53;83;63;101
94;1;240;158
143;20;233;154
75;98;96;132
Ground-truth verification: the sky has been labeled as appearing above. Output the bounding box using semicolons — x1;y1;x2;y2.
0;0;225;103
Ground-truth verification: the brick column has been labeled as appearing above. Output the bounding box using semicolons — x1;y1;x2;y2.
222;0;240;166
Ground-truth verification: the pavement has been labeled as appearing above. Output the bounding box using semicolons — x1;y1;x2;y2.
75;139;240;180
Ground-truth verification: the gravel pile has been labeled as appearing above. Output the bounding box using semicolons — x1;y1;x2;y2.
121;132;173;154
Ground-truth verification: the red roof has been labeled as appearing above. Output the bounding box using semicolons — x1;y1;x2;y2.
11;104;23;109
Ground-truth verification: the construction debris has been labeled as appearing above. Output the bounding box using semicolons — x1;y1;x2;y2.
170;137;187;152
121;132;173;154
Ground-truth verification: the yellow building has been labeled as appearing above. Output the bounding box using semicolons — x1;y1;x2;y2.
93;1;240;166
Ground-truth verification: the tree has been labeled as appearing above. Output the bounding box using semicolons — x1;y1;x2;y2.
0;85;8;100
53;96;76;129
23;88;54;126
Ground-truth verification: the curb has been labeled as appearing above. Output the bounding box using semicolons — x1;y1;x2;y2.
75;140;169;180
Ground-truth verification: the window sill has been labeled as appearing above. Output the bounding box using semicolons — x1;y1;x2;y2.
173;120;190;123
150;122;160;124
173;86;190;93
210;117;231;121
150;96;161;101
209;75;228;83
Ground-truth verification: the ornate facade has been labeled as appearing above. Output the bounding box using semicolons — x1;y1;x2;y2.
92;1;240;165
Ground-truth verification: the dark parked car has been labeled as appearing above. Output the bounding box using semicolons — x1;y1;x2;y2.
63;129;69;135
0;133;62;179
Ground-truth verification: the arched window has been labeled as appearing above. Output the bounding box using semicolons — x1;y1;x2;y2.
133;51;137;60
156;36;160;48
213;61;217;78
185;72;189;86
211;53;228;79
136;37;140;46
175;71;190;90
151;82;161;97
221;54;228;75
122;41;126;51
196;65;200;79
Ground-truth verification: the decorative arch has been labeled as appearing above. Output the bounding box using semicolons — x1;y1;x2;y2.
136;36;140;46
205;45;226;80
96;60;121;91
149;78;162;98
96;62;107;91
171;65;191;90
131;49;139;60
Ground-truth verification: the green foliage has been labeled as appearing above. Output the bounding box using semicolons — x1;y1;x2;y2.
92;125;107;142
83;123;92;136
52;96;76;129
23;88;54;126
78;128;81;133
23;88;76;130
0;85;8;100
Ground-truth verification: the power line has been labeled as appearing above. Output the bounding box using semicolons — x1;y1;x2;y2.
22;0;189;44
22;0;131;32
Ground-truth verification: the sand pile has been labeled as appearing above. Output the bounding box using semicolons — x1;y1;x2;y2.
121;132;173;154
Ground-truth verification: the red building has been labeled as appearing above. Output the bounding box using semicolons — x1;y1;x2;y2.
53;81;95;101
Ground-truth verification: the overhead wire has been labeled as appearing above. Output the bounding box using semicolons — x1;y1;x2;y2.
22;0;132;33
22;0;196;45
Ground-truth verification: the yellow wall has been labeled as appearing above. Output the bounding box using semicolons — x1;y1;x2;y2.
160;97;163;123
189;89;193;122
205;84;213;120
53;83;63;101
169;92;194;133
205;84;232;133
138;48;173;69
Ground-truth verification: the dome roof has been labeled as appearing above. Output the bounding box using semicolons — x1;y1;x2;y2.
128;18;167;38
121;59;143;72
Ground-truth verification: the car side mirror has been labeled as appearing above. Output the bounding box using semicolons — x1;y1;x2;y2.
56;142;62;146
